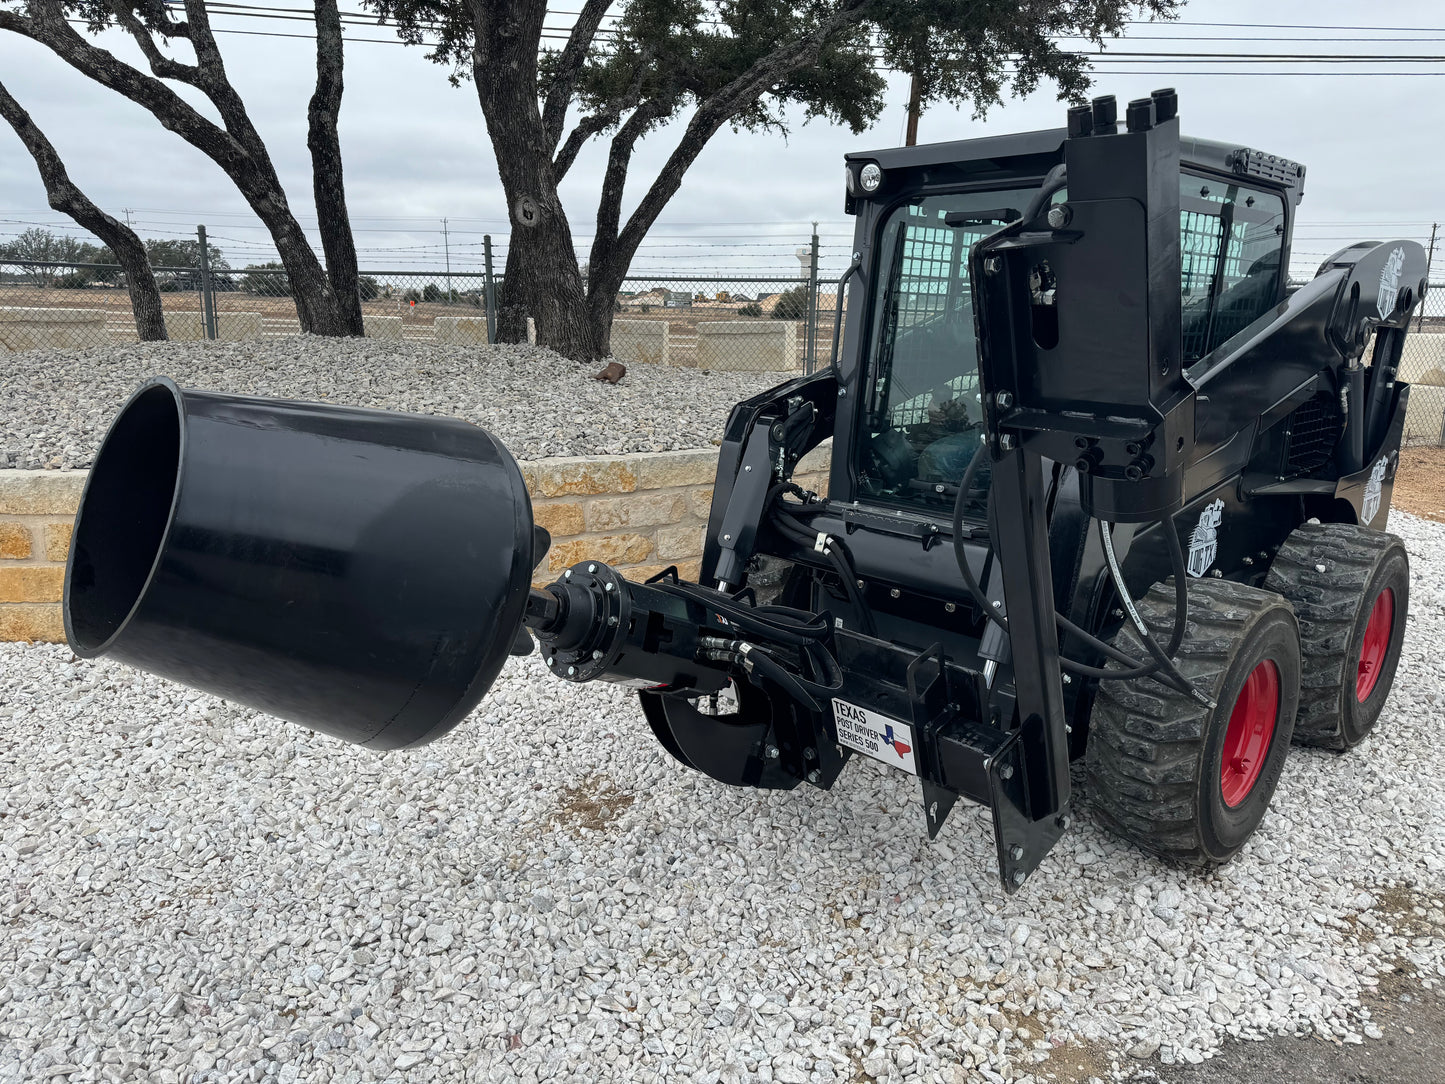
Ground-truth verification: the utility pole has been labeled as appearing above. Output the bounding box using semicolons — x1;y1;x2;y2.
442;217;452;304
905;72;922;146
1420;222;1438;333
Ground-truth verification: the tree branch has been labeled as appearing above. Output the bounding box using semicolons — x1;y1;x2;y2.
105;0;199;82
0;77;168;339
616;0;876;259
552;52;653;182
540;0;611;152
588;99;671;278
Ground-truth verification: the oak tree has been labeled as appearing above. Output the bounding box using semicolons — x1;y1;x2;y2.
370;0;1175;362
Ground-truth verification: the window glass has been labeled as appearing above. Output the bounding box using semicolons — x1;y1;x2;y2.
857;189;1036;512
1179;175;1287;362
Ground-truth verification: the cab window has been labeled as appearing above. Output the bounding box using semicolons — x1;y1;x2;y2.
1179;174;1287;362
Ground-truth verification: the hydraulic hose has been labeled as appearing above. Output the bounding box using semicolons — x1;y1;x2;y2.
770;486;877;637
949;442;1196;693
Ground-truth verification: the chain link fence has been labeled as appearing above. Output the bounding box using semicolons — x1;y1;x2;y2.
0;260;834;373
2;254;1442;443
1399;283;1445;446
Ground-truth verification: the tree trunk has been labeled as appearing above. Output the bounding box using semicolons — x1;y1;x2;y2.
0;79;167;340
470;5;603;362
308;0;364;336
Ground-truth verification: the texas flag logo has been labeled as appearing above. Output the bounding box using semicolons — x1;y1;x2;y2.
881;725;912;759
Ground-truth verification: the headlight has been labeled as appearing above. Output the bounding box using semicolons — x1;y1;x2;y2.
859;162;883;193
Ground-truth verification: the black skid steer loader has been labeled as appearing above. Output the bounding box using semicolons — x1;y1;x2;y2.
62;90;1424;890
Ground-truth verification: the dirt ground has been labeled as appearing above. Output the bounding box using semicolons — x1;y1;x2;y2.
1393;445;1445;523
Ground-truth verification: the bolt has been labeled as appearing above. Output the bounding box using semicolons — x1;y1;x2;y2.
995;390;1014;410
1011;869;1026;887
807;770;821;784
588;564;597;574
604;581;615;593
999;764;1014;780
856;579;866;589
985;256;1002;274
607;615;619;626
1242;556;1254;566
546;657;555;668
992;600;1002;609
1211;569;1224;578
1009;844;1025;861
723;533;732;542
838;387;847;398
564;569;572;579
566;665;576;676
999;434;1015;451
929;801;939;822
592;649;603;660
804;747;817;761
1057;814;1073;830
944;602;956;613
834;617;845;628
767;746;780;759
1062;673;1072;685
1112;608;1125;618
889;588;901;599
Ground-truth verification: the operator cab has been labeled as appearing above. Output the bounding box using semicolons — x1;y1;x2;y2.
841;128;1302;517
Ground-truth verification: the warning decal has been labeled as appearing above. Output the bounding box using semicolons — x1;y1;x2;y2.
832;698;918;775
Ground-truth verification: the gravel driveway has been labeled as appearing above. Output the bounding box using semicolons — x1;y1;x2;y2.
0;337;791;470
1;510;1442;1083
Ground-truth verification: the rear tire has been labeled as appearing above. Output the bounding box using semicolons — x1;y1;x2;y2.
1086;578;1301;865
1264;522;1409;750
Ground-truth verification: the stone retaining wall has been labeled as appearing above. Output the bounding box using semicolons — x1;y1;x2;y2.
165;310;264;342
0;307;107;351
610;319;669;366
363;315;404;341
696;320;798;371
0;447;832;642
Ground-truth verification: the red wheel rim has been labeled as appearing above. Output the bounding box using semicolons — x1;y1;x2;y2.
1220;660;1280;808
1356;587;1396;702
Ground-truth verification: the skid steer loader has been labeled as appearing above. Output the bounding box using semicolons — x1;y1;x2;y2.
62;90;1424;891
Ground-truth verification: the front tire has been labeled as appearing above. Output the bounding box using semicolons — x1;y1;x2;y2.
1086;578;1301;865
1265;522;1410;750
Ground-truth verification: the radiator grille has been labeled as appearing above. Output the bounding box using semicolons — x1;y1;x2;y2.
1283;392;1343;475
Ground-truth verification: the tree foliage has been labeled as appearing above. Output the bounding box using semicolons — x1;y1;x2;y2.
365;0;1176;361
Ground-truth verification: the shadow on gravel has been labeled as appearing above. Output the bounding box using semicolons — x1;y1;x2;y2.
1150;969;1442;1084
1150;882;1444;1084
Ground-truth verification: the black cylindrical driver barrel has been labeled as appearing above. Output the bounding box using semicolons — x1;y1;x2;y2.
63;378;536;749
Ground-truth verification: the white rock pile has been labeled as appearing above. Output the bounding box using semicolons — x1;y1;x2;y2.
0;336;791;470
1;512;1442;1084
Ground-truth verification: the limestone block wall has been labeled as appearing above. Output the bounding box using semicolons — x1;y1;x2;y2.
0;470;84;642
363;315;404;341
610;319;669;366
165;311;264;342
0;307;107;351
696;320;798;371
434;315;489;345
0;446;833;642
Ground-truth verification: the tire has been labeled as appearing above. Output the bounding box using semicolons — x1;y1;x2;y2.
1086;578;1301;865
1265;522;1410;750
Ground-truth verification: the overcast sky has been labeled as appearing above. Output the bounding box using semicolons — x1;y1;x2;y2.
1;0;1441;281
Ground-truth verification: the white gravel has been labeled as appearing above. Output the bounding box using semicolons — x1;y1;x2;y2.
1;511;1443;1084
0;336;791;470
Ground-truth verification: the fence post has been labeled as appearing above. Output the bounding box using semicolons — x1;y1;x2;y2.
197;224;217;341
483;234;497;344
1420;222;1438;334
805;225;820;374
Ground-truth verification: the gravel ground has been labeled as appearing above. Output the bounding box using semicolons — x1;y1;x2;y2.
1;511;1442;1084
0;337;790;470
